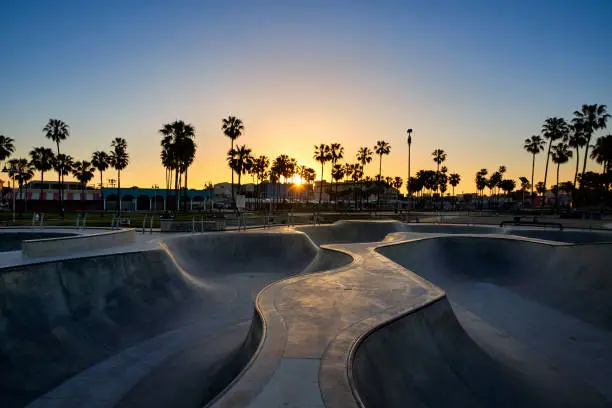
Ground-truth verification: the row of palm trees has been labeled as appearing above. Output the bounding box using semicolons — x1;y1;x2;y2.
0;119;129;215
523;104;612;206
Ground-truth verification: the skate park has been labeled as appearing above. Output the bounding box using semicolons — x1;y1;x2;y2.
0;220;611;408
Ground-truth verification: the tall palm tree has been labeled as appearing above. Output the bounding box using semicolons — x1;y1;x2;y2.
567;124;587;188
314;144;331;204
431;149;447;193
0;135;15;165
252;155;270;203
91;150;110;206
227;145;253;201
222;116;244;205
356;147;372;209
523;135;545;196
43;119;70;215
392;177;403;200
29;147;55;196
374;141;391;182
541;117;569;192
72;160;95;210
572;104;610;177
331;163;345;205
551;142;572;211
109;138;129;214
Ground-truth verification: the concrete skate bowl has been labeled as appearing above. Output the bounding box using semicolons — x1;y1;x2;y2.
502;227;612;243
0;232;76;252
296;220;408;245
355;236;612;407
0;231;352;408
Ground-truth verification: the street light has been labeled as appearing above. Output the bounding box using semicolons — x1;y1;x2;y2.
406;128;413;197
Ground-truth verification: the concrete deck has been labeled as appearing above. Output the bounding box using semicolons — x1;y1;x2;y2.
1;221;611;407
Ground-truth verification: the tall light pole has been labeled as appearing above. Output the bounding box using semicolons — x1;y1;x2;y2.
406;128;413;197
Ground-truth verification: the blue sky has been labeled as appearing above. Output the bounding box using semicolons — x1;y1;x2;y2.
2;1;611;191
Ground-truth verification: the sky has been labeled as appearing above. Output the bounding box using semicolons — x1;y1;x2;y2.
2;0;612;193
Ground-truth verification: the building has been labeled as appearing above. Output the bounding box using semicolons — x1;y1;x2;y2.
5;182;214;212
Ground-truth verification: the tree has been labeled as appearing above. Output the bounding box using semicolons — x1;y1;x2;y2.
227;145;254;200
252;155;270;202
109;138;129;214
43;119;70;215
541;117;569;194
0;135;15;164
356;147;373;209
523;135;545;196
10;158;35;208
160;120;197;211
567;124;587;188
431;149;447;194
91;151;110;204
590;135;612;174
551;142;572;211
314;144;331;204
500;179;516;197
374;140;391;182
329;143;344;203
518;176;530;206
331;163;345;204
29;147;55;193
475;169;488;209
52;154;74;212
392;177;403;200
535;181;545;195
222;116;244;205
71;160;95;209
449;173;461;197
572;104;609;177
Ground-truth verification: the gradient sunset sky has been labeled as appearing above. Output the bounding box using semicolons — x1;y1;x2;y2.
2;0;612;193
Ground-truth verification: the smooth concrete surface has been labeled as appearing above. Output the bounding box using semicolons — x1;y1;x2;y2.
2;220;612;408
375;236;612;405
21;229;137;257
1;231;351;408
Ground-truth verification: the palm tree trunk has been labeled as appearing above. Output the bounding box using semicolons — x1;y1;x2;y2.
184;166;188;212
543;141;552;190
231;140;235;207
319;163;324;204
117;169;121;214
56;141;63;216
582;134;591;178
40;171;44;201
174;169;179;212
573;147;580;188
531;153;535;195
556;163;560;212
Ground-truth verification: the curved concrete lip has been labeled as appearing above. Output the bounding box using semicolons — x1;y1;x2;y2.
210;224;612;407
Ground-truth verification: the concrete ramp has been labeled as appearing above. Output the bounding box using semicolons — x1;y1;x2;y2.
296;220;406;245
0;231;351;408
375;237;612;404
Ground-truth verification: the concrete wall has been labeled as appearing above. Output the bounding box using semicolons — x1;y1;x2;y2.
21;229;136;257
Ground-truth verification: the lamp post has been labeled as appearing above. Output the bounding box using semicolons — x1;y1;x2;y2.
2;164;21;223
406;129;413;197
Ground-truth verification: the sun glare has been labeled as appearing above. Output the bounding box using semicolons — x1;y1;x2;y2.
292;174;303;185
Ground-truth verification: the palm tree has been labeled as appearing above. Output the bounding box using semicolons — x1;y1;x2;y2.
518;176;530;207
252;155;270;204
374;141;391;182
431;149;447;193
0;135;15;165
572;104;610;177
567;124;587;188
52;154;74;212
29;147;55;196
314;144;331;204
9;159;35;211
523;134;545;199
541;117;569;192
356;147;373;209
222;116;244;205
551;143;572;211
43;119;70;215
590;135;612;175
160;120;197;211
329;143;344;203
91;151;110;206
109;138;129;214
392;177;403;200
449;173;461;197
227;145;253;201
331;163;345;205
72;160;95;210
475;169;488;209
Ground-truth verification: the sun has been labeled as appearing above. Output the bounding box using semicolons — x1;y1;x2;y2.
292;174;303;185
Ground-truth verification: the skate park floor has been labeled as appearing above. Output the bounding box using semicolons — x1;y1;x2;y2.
1;220;611;407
